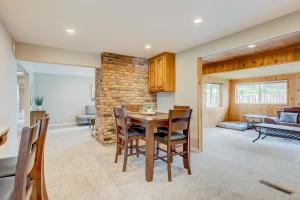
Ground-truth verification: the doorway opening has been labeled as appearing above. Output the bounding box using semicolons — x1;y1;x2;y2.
17;61;96;133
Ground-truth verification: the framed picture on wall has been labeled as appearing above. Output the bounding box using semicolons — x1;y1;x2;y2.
91;84;95;101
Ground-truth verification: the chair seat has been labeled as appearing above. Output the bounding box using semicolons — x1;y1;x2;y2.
155;131;186;141
0;176;14;200
125;128;145;137
157;127;168;132
0;157;17;178
130;125;145;133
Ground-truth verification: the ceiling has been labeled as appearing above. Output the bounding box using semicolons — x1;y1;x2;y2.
203;31;300;64
1;1;300;58
206;61;300;79
19;62;95;77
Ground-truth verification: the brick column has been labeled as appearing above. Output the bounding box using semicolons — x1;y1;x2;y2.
94;53;156;144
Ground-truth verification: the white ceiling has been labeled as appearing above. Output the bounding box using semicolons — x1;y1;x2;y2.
1;0;300;58
19;62;95;77
207;62;300;80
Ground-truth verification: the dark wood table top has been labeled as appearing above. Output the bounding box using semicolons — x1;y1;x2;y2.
127;112;169;122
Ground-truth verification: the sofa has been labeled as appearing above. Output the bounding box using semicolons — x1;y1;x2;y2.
76;105;96;125
265;107;300;127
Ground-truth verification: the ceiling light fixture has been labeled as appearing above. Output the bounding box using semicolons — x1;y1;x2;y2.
193;18;203;24
145;43;152;49
247;44;256;48
65;28;76;35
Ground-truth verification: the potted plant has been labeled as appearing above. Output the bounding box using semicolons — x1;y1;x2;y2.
35;96;44;111
145;104;154;113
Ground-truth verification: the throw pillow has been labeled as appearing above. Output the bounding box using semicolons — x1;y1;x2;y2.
279;112;298;123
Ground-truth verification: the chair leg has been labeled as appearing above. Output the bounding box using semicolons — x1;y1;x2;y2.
187;141;192;175
167;145;172;182
115;137;120;163
118;139;123;155
171;146;175;163
123;140;128;172
183;143;188;169
136;139;139;158
183;142;191;175
156;141;159;156
130;140;133;154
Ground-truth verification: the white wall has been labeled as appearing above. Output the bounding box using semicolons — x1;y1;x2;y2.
157;10;300;149
34;73;95;125
0;21;18;158
16;43;100;68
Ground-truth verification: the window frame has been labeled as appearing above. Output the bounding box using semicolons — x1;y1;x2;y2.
235;80;288;105
205;83;223;108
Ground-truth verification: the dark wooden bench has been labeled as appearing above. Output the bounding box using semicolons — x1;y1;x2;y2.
252;123;300;142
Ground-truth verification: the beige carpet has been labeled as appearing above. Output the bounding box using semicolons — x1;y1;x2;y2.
45;127;300;200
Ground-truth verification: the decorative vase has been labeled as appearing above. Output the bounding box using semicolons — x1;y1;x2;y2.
36;106;42;111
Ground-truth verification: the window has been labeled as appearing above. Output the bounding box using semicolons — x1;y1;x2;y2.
236;81;287;104
206;83;221;108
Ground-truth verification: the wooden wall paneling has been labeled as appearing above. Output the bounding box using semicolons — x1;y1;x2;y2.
203;31;300;64
203;46;300;75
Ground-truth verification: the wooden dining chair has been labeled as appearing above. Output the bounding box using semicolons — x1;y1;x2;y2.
0;122;40;200
121;104;145;152
0;117;50;200
158;105;190;132
0;117;50;177
155;109;192;182
113;107;145;172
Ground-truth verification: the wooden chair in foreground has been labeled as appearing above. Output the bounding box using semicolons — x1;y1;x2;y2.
0;117;50;200
155;109;192;181
0;123;40;200
113;107;145;172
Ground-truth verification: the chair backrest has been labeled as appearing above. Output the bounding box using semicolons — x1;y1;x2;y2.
34;117;50;199
122;104;142;112
174;105;190;110
113;107;128;136
168;109;192;141
14;122;41;200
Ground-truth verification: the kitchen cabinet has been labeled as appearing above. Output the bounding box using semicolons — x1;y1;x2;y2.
148;52;175;93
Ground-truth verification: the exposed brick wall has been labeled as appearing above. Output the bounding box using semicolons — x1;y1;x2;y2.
95;52;157;143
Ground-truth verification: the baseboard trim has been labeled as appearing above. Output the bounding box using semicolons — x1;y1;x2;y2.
49;122;77;127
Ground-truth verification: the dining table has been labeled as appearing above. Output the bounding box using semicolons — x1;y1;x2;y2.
127;112;169;182
0;127;9;146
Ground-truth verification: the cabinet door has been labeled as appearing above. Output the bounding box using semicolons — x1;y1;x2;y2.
156;56;166;90
149;59;157;92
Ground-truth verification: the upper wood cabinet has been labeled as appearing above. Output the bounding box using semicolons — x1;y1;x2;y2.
148;52;175;93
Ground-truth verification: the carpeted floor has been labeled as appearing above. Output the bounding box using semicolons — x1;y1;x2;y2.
45;127;300;200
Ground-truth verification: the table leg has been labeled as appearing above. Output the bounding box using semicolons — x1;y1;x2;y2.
252;127;262;142
145;123;154;182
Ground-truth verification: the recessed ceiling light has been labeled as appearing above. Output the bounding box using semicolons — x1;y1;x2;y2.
145;43;152;49
247;44;256;48
193;18;203;24
65;28;76;35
